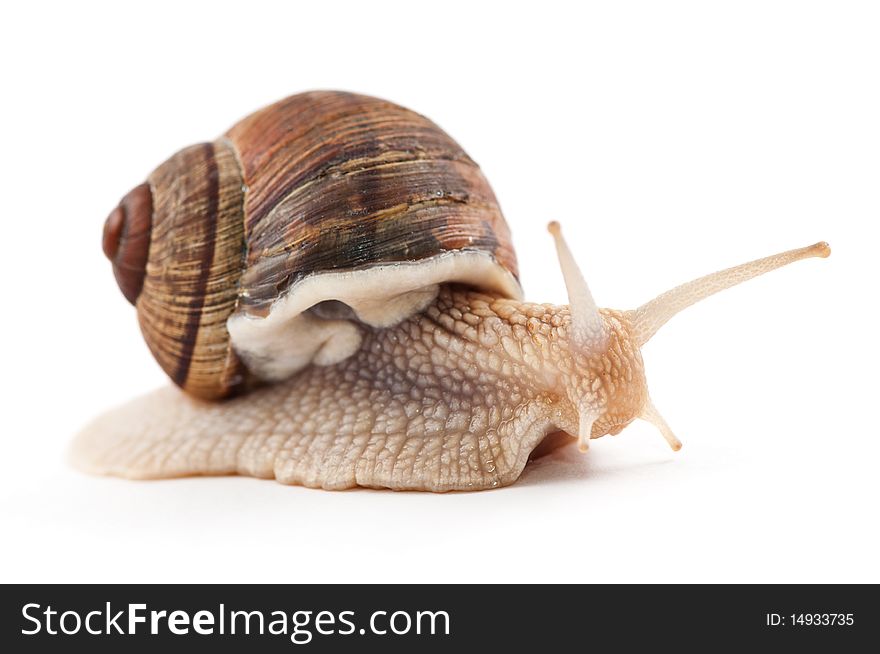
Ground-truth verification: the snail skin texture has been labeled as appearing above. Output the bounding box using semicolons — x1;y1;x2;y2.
74;91;831;492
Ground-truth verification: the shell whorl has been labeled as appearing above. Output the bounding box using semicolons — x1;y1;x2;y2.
225;91;519;317
136;141;248;400
102;183;153;304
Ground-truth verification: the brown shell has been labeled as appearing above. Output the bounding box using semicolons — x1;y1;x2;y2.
136;141;248;400
104;91;519;399
224;91;518;317
102;183;152;304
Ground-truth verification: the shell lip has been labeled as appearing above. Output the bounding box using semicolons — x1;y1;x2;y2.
227;250;523;382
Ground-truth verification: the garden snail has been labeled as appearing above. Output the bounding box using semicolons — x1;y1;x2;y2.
73;90;830;491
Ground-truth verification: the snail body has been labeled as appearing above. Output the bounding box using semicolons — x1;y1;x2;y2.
76;91;830;491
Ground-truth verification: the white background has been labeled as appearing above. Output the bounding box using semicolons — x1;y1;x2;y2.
1;1;877;583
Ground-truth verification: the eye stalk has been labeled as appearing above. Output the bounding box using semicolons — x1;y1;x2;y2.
547;221;607;351
102;183;153;305
629;239;830;452
627;240;831;346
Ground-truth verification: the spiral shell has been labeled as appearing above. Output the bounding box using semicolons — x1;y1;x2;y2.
103;91;522;399
137;142;247;399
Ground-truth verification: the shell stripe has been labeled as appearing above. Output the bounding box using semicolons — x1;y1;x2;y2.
172;143;220;386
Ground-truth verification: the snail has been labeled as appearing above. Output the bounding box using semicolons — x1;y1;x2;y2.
73;90;830;491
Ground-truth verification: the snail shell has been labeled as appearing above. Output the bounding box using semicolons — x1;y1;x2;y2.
103;91;522;399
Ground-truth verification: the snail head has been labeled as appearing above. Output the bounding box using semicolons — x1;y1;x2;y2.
546;221;830;453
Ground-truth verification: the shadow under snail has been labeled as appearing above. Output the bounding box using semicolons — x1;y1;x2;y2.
73;90;831;491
